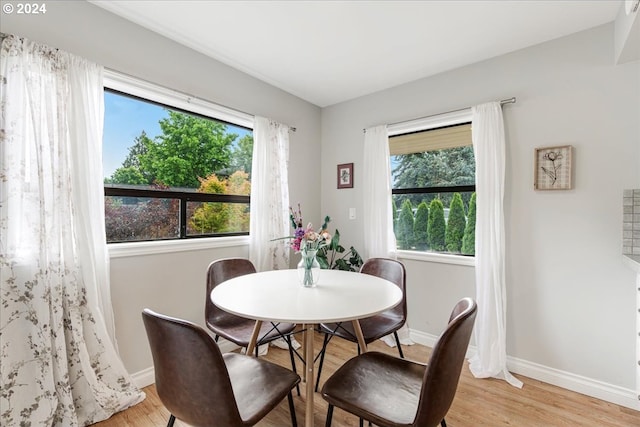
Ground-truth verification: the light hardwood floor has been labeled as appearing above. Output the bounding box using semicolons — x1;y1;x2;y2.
93;334;640;427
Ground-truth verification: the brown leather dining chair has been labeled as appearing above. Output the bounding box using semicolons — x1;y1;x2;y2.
321;297;477;427
142;308;301;427
205;258;299;386
315;257;407;391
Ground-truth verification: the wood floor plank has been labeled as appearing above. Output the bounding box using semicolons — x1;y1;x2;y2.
92;335;640;427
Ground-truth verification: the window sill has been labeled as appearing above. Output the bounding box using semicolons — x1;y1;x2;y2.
396;250;475;267
108;235;250;258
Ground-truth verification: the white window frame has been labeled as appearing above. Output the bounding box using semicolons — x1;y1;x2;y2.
103;70;253;258
390;108;475;267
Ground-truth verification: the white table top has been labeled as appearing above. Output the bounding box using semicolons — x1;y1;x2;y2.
211;269;402;324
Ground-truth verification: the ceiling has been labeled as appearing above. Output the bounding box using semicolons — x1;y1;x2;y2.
91;1;622;107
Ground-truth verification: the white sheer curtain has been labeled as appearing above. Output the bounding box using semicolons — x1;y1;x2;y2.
249;116;291;271
362;125;397;260
0;34;144;426
362;126;413;346
469;102;523;388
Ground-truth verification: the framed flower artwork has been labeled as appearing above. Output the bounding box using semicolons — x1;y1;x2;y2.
534;145;573;190
337;163;353;189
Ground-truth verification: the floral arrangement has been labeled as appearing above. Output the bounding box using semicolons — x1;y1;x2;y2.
288;204;332;254
279;204;363;272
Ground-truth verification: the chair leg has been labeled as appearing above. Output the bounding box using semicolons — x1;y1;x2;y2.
325;404;334;427
287;391;298;427
359;418;364;427
393;331;404;358
167;414;176;427
285;335;301;396
441;418;447;427
315;333;331;392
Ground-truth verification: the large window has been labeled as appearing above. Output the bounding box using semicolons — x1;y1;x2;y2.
389;110;476;256
103;73;253;243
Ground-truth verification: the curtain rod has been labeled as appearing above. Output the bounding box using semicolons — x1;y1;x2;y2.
364;97;516;132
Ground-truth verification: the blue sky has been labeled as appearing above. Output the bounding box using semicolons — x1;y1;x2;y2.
102;91;251;179
103;91;166;178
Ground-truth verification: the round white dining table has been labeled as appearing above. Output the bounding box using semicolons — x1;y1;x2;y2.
211;268;402;427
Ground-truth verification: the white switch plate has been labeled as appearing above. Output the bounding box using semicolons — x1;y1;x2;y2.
349;208;356;220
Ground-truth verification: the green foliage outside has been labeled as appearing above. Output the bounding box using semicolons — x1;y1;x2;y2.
104;131;153;185
193;175;226;235
316;229;363;271
105;183;179;242
391;192;476;256
427;199;446;251
413;201;429;250
189;171;251;235
461;192;477;255
397;199;415;249
391;145;475;207
445;193;466;253
106;110;242;188
230;134;254;176
392;198;398;235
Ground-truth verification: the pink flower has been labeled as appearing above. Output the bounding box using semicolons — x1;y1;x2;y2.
280;205;332;253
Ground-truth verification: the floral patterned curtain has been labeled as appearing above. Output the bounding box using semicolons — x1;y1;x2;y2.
0;34;144;426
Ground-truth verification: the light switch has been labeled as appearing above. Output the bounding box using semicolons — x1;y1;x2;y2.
349;208;356;220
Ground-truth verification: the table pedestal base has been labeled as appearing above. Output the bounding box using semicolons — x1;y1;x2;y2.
246;319;368;427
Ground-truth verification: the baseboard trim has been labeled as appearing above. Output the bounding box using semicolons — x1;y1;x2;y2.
131;366;155;389
130;329;638;412
409;330;639;411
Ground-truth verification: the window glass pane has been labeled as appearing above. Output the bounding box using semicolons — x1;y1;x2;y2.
105;196;179;242
186;201;250;236
103;88;253;243
393;191;475;255
391;145;475;190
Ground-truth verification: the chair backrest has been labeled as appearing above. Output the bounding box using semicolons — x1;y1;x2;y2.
414;298;477;427
205;258;257;322
360;258;407;320
142;308;244;427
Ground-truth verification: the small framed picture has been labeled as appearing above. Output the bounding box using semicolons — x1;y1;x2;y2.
534;145;573;190
337;163;354;189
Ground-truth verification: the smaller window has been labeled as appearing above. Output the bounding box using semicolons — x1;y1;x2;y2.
389;111;476;256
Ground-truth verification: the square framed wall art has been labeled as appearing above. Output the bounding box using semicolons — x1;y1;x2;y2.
337;163;353;189
534;145;573;190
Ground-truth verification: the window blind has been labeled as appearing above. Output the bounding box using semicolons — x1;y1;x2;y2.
389;123;472;155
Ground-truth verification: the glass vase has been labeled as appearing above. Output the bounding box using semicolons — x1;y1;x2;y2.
297;248;320;287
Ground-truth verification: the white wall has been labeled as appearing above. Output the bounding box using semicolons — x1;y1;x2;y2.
321;23;640;403
615;2;640;64
2;1;322;375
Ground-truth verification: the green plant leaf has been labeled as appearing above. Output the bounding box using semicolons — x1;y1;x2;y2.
316;229;363;271
330;229;341;250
